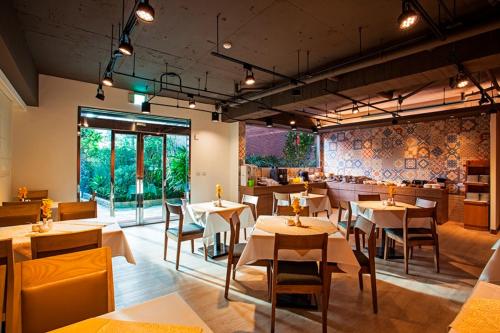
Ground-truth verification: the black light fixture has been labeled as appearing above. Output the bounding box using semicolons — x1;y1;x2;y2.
290;119;296;125
102;72;113;87
141;101;151;114
291;124;297;131
352;102;359;114
95;84;105;100
479;93;489;106
188;94;196;109
136;0;155;23
316;119;321;128
391;115;399;125
212;112;220;122
455;71;469;89
398;0;419;30
312;126;318;134
244;65;255;85
265;118;273;128
118;33;133;56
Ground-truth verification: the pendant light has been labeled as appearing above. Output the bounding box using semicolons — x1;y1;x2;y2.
291;124;297;131
265;118;273;128
212;112;220;122
95;84;105;100
352;102;359;114
188;94;196;109
312;126;318;134
456;71;469;88
102;72;113;87
118;33;133;56
290;119;296;125
136;0;155;23
398;0;419;30
244;68;255;85
141;101;151;114
316;119;321;128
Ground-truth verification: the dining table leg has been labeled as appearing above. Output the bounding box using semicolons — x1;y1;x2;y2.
199;233;228;259
376;228;403;259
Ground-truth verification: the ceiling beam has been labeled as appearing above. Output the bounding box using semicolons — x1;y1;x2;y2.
225;29;500;122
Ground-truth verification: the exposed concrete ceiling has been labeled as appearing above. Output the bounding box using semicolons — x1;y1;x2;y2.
3;0;500;122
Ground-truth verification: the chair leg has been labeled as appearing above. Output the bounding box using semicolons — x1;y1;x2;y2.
266;264;271;301
203;244;208;261
322;289;328;333
434;241;440;273
404;245;409;274
164;234;168;261
232;265;237;280
223;232;227;245
383;234;389;260
224;260;232;299
244;228;247;240
271;289;277;333
175;240;182;270
370;272;378;314
190;239;195;253
358;272;364;291
326;272;332;306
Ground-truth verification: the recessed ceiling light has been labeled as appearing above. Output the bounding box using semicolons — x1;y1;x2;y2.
223;41;232;49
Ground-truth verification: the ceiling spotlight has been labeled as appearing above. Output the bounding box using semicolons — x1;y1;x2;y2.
136;0;155;23
211;112;220;122
141;101;151;114
352;102;359;114
479;93;489;106
266;118;273;128
95;84;105;100
188;94;196;109
290;119;296;125
312;126;318;134
118;33;133;56
316;119;321;128
391;115;399;125
398;0;419;30
222;41;232;49
102;72;113;87
456;71;469;89
243;65;255;85
291;124;297;131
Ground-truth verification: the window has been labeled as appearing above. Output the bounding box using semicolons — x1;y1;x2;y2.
245;125;319;167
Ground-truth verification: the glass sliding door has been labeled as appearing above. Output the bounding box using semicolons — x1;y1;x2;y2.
143;134;165;224
112;132;138;226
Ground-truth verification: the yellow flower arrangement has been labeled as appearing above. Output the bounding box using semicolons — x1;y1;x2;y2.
41;198;53;219
304;181;309;191
215;184;223;200
291;197;302;215
18;187;28;200
388;185;396;199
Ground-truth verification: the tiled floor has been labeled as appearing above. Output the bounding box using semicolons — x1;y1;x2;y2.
112;212;499;332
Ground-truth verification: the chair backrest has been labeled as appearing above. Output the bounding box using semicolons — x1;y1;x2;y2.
31;229;103;259
0;204;41;227
26;190;48;201
228;212;242;251
10;247;114;333
2;201;41;207
415;197;437;208
58;201;97;221
337;200;351;223
0;239;14;333
311;188;327;195
403;207;437;238
353;215;376;252
165;202;184;233
241;194;259;219
273;192;290;202
358;194;381;201
276;205;309;217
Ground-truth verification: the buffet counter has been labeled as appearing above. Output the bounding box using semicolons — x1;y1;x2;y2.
239;182;326;215
326;182;448;224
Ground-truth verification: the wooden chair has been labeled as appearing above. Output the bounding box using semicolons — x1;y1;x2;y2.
415;197;437;208
336;200;365;247
241;194;259;240
358;194;381;201
0;239;14;333
384;207;439;274
271;233;329;333
26;190;48;201
9;247;114;333
328;215;378;313
2;201;41;207
31;229;102;259
164;202;207;270
276;205;309;216
272;192;290;215
0;204;40;227
58;201;97;221
311;188;328;195
224;212;270;300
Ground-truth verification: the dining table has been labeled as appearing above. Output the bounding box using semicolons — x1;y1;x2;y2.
236;215;360;275
350;200;431;258
187;200;255;258
0;218;136;264
290;193;332;216
51;292;213;332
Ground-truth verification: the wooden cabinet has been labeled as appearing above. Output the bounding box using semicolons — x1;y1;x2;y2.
464;201;489;230
464;160;490;230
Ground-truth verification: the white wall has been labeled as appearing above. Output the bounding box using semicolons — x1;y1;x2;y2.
0;89;13;203
11;75;239;203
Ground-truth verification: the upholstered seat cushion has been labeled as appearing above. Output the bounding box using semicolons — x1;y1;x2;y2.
385;228;434;241
276;261;321;285
167;223;204;236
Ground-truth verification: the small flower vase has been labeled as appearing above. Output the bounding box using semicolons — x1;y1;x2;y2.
294;214;301;227
217;198;222;207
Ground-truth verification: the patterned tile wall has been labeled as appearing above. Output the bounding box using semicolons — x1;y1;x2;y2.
322;115;490;184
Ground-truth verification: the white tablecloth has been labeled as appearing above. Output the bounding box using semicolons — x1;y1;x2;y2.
290;193;332;216
0;218;136;264
102;292;213;332
236;216;360;275
188;200;255;245
350;201;431;229
479;243;500;283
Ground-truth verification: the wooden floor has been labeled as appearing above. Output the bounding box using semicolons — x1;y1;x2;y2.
112;211;499;333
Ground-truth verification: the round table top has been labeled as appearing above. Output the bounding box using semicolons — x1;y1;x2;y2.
255;215;337;235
